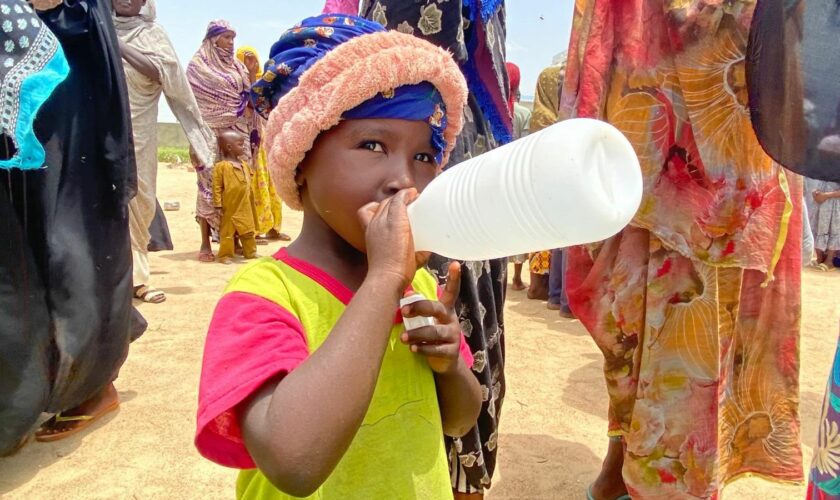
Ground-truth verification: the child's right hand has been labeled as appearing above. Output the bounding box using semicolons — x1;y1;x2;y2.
358;189;428;288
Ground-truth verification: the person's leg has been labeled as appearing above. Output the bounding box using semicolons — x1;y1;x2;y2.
241;232;258;259
547;249;563;306
588;436;628;500
131;249;164;303
527;251;550;301
217;214;235;263
35;382;120;442
816;248;827;264
234;233;243;255
547;249;574;317
198;218;214;262
828;250;839;268
511;255;526;291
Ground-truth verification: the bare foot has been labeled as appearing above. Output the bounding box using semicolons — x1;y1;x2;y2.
511;279;527;291
35;383;120;442
527;273;549;301
589;437;628;500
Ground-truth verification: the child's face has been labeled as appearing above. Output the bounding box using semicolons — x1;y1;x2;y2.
298;118;439;253
220;133;248;160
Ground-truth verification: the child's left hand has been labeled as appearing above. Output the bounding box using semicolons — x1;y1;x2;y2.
400;262;463;375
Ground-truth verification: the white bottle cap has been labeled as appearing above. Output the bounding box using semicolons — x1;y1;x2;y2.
399;294;436;331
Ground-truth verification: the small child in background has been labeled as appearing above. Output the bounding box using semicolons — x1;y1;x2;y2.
812;136;840;269
212;130;257;264
195;15;481;499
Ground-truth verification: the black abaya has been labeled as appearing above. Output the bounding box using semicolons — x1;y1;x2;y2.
0;0;141;454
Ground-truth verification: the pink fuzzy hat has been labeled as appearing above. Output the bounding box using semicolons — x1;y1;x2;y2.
260;27;468;210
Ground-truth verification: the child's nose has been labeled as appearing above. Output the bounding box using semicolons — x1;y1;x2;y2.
383;158;416;196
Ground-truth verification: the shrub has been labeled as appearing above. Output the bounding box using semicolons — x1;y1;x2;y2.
158;147;190;165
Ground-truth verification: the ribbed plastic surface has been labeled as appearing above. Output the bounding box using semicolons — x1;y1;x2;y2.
408;118;643;260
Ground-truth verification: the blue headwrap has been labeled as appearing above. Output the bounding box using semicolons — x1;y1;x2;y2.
251;14;449;164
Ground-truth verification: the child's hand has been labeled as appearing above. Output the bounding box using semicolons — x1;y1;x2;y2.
358;189;422;288
814;191;829;204
400;262;463;375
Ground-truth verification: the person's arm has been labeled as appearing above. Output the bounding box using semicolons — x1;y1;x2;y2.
242;51;260;84
240;190;426;497
400;262;482;437
118;39;161;83
814;189;840;204
212;165;224;209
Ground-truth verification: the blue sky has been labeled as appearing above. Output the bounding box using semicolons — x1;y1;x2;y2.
156;1;574;122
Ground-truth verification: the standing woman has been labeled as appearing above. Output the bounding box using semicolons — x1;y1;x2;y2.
236;45;290;243
187;20;254;262
360;2;512;498
563;1;803;498
1;0;141;450
113;0;216;301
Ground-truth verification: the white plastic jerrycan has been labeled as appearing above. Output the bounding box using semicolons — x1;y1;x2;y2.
407;118;643;261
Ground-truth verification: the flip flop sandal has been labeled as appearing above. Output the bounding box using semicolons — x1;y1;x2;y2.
35;400;120;443
134;285;166;304
587;484;630;500
256;239;270;246
264;231;292;242
198;251;215;263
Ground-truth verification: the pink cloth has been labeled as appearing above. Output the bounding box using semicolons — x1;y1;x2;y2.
196;250;473;469
322;0;359;15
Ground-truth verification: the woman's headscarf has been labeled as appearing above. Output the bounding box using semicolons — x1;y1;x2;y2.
235;45;263;79
252;14;467;210
186;20;250;130
505;61;520;114
529;61;566;134
0;0;69;170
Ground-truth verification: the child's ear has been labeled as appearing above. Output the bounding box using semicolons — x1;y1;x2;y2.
294;167;305;187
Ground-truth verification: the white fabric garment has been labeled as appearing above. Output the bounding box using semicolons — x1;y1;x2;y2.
114;1;216;284
133;248;150;286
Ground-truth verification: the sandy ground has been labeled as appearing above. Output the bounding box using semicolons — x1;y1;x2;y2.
1;164;839;499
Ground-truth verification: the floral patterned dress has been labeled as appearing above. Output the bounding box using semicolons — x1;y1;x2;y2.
361;0;511;493
563;0;803;497
809;329;840;500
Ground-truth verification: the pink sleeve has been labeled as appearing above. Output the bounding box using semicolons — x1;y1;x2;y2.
459;334;474;368
322;0;359;14
195;292;309;469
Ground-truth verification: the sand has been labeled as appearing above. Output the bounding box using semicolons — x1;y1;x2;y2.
1;164;838;499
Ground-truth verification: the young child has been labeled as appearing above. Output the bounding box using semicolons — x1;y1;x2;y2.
195;14;481;499
212;130;258;264
812;136;840;269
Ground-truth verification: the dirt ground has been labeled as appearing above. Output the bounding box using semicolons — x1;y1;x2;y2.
1;164;839;499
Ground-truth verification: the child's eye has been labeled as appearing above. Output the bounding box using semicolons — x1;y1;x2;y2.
414;152;435;164
360;141;385;153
